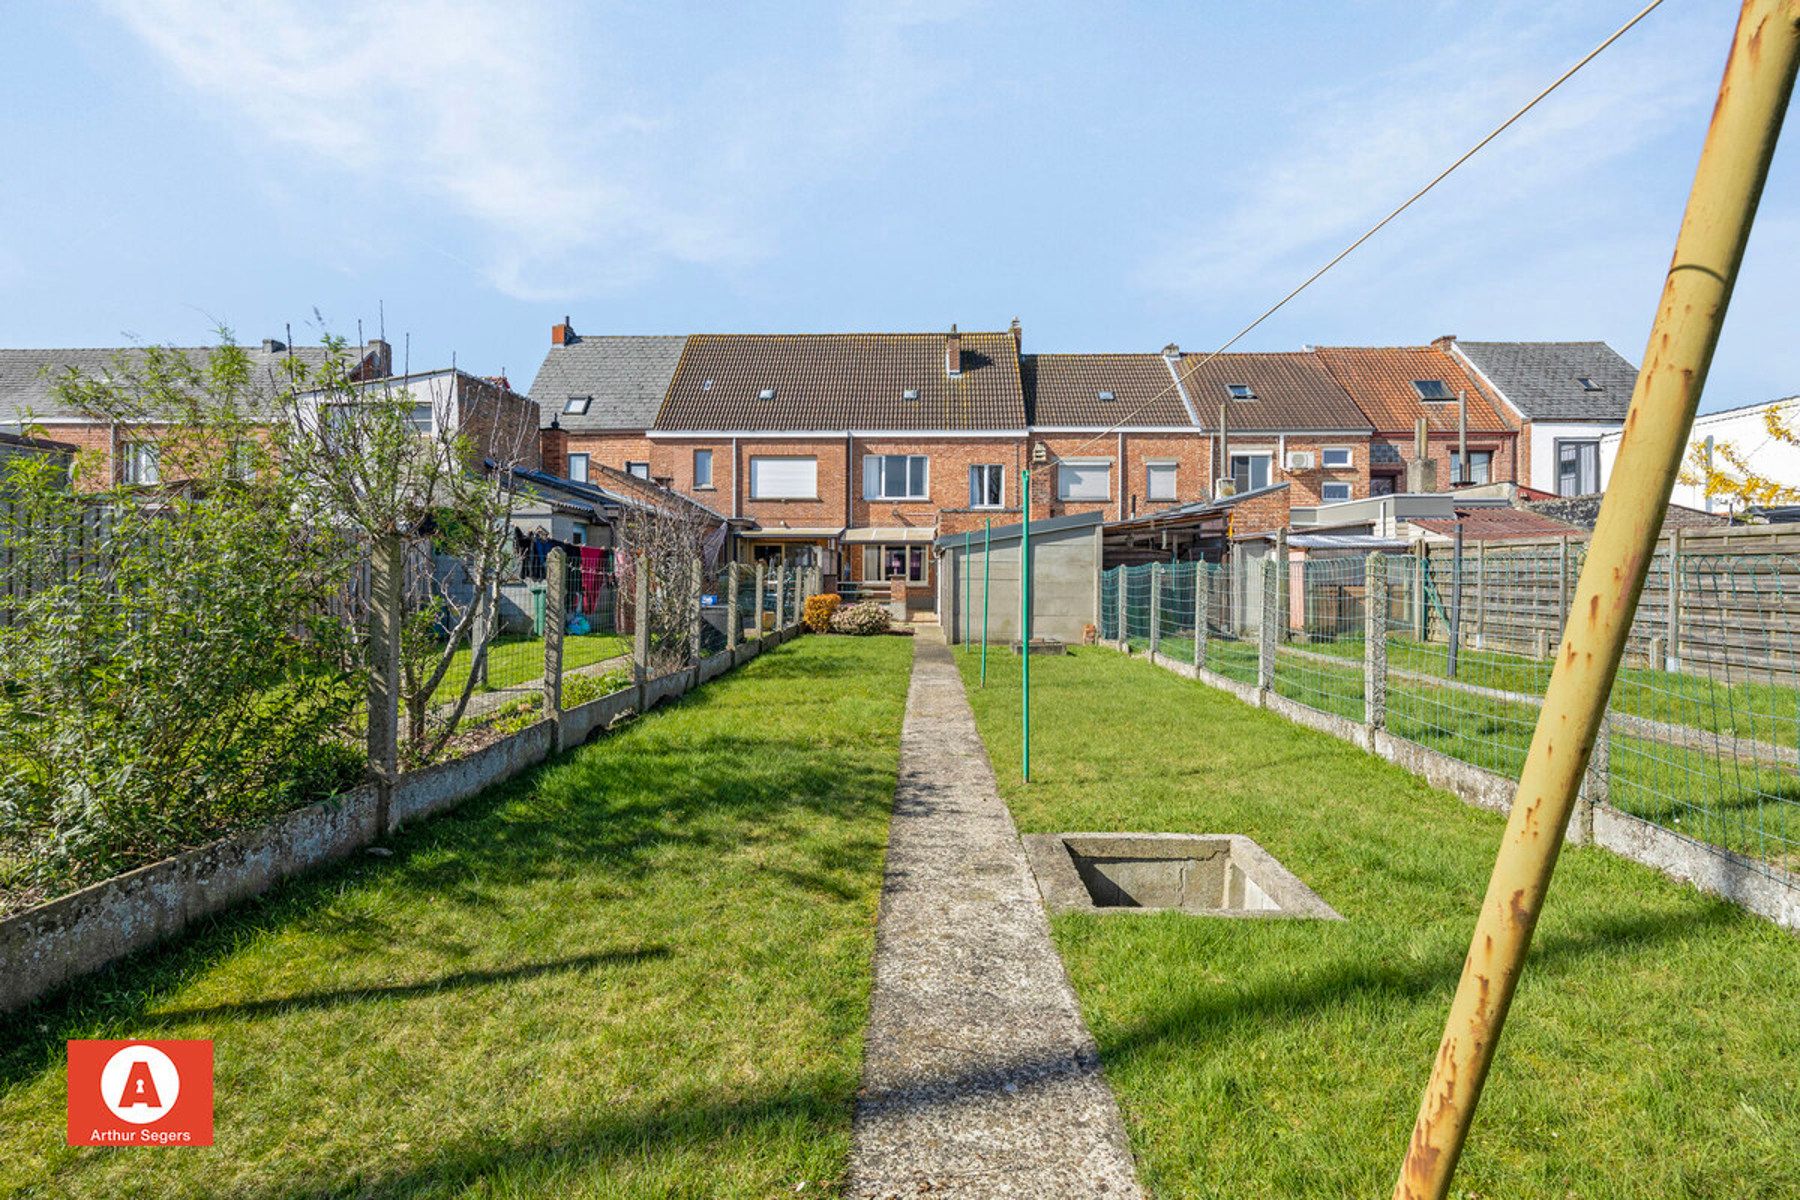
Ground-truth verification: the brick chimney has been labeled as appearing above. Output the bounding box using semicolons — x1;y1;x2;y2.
1009;317;1022;355
362;338;393;379
1161;342;1180;361
1431;334;1457;350
552;315;577;346
945;324;961;378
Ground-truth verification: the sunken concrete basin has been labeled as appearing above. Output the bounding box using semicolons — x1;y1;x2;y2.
1022;833;1342;920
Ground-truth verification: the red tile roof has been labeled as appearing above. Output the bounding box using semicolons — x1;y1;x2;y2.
1313;345;1513;434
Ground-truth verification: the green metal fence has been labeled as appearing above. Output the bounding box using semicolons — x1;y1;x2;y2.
1103;547;1800;885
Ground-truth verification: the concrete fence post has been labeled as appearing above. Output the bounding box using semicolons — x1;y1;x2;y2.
1193;560;1207;668
1149;563;1163;658
1365;552;1387;732
1667;528;1685;670
726;561;740;652
544;547;566;737
754;561;767;638
1412;545;1427;641
690;557;704;669
367;533;403;835
1258;557;1277;695
471;573;492;689
633;555;651;710
775;565;787;634
1573;712;1610;846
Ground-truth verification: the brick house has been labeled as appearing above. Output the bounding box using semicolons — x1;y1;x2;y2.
648;328;1030;612
1177;350;1375;505
1313;344;1520;494
0;339;391;490
1445;338;1637;496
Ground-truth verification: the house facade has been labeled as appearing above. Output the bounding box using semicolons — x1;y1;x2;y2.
1603;394;1800;518
0;338;394;490
1449;339;1637;495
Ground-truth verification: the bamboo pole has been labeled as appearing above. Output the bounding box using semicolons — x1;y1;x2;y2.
1393;4;1800;1196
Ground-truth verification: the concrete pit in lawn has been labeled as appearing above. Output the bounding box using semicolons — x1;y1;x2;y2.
1022;833;1342;920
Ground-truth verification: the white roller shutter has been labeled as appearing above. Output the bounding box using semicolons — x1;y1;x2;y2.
1058;461;1110;501
749;456;818;499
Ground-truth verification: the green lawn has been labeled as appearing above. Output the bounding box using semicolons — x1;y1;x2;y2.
955;646;1800;1199
1138;634;1800;873
431;632;632;705
0;634;913;1199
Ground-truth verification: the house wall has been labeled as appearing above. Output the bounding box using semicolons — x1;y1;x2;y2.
1215;435;1372;506
545;429;655;482
1030;432;1212;522
456;378;542;470
1603;400;1800;515
1523;419;1620;495
1371;430;1520;492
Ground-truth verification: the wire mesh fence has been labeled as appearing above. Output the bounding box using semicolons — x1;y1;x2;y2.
1104;545;1800;885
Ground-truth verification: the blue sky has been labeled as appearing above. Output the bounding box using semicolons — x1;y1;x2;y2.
1;1;1794;411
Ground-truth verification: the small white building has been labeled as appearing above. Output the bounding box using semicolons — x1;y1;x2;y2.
1601;395;1800;517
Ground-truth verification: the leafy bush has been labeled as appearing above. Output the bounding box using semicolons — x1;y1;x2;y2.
829;600;893;636
802;593;842;633
0;340;364;910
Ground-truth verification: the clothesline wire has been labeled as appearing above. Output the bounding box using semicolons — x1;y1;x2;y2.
1063;0;1667;458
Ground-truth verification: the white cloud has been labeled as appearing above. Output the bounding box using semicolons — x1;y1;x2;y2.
1138;5;1719;324
104;0;972;301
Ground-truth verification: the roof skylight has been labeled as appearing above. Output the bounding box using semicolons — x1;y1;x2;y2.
1412;379;1453;401
562;395;591;415
1578;376;1603;391
903;388;920;401
1226;383;1255;401
1097;390;1116;402
758;387;777;401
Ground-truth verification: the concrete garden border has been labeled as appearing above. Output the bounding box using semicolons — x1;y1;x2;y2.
1109;641;1800;934
0;627;802;1013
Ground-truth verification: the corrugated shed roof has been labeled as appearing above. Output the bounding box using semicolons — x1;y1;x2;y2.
1180;351;1372;432
655;331;1026;431
1027;353;1192;425
1313;345;1513;434
1454;341;1637;421
1411;508;1585;542
0;343;338;424
526;335;688;431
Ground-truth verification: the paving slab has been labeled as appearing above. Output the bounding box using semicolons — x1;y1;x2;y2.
846;633;1144;1199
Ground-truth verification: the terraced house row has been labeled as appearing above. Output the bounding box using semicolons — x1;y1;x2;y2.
528;318;1636;608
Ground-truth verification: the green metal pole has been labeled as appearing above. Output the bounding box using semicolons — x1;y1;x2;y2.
980;518;991;687
963;531;971;651
1020;470;1031;783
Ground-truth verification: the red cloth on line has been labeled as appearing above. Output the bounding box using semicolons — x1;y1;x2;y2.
579;546;605;615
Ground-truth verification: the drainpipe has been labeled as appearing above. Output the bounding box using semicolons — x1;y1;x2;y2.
1392;4;1800;1196
1457;390;1469;486
731;434;740;519
1116;430;1126;520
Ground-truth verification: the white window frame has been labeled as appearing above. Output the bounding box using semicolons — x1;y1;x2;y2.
864;453;930;501
1145;460;1178;502
121;441;161;485
1057;459;1111;501
1229;452;1272;493
1555;440;1599;495
969;463;1005;508
863;544;928;585
626;460;650;480
693;448;714;488
1321;481;1353;502
1321;446;1354;469
567;452;589;483
748;455;818;500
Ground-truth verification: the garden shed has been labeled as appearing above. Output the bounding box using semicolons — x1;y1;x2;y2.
936;512;1104;645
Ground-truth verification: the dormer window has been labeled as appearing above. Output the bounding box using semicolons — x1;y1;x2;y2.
1578;376;1603;391
1412;379;1453;401
758;387;777;401
1226;383;1255;401
562;395;592;415
902;388;920;401
1097;390;1116;402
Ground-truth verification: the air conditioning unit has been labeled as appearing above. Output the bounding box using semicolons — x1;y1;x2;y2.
1214;478;1238;497
1285;450;1316;471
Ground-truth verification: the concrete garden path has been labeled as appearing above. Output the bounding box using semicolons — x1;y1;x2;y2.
846;633;1143;1199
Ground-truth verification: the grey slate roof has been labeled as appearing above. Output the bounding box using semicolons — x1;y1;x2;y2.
1454;341;1638;421
0;343;340;426
526;335;688;431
